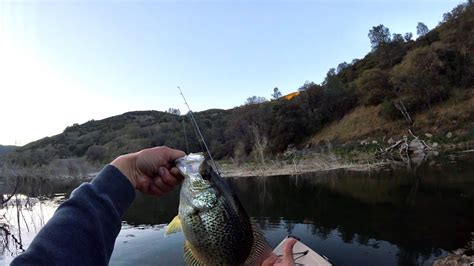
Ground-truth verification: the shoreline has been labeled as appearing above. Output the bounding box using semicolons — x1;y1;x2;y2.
219;156;389;178
219;141;474;178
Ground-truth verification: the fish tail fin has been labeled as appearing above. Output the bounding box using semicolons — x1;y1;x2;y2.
165;215;182;236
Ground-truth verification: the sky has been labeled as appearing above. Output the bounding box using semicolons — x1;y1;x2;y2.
0;0;462;146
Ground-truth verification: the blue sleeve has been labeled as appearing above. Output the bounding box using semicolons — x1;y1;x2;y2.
11;165;136;266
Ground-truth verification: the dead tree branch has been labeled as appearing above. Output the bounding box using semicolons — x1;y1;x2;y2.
1;176;20;205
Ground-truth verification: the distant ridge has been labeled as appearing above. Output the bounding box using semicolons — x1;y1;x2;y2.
0;145;18;155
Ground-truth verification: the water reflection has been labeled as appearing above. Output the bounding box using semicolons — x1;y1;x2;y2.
0;193;65;264
1;155;474;265
0;176;81;264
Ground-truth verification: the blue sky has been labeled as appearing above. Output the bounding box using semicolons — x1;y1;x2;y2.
0;0;461;145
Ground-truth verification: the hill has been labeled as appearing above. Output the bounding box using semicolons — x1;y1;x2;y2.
2;2;473;175
0;145;17;155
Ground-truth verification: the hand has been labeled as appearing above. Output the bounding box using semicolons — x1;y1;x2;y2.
111;146;186;196
262;238;297;266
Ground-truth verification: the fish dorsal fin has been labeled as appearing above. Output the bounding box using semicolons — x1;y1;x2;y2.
165;215;182;236
184;240;205;266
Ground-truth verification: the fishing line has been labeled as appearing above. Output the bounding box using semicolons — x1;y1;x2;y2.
177;86;220;175
181;115;189;154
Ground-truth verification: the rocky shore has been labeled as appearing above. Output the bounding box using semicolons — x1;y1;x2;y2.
433;233;474;266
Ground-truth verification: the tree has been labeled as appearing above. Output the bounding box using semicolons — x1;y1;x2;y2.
391;46;448;109
322;68;336;85
404;32;413;41
322;68;345;91
298;81;316;91
351;58;360;65
452;2;467;15
167;108;181;115
442;12;453;22
86;145;107;161
392;33;404;43
245;96;267;105
250;124;268;164
416;22;429;36
368;24;391;50
337;62;349;73
271;87;282;99
355;68;393;105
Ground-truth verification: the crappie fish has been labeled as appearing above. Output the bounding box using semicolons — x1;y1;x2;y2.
166;153;270;265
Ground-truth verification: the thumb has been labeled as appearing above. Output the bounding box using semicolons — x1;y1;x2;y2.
283;238;297;265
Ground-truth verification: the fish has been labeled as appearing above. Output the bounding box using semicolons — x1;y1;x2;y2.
166;153;271;265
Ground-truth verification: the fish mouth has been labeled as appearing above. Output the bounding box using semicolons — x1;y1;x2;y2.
175;153;205;176
175;152;213;180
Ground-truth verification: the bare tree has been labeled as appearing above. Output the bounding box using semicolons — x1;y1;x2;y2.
245;96;267;105
167;108;181;116
251;124;268;165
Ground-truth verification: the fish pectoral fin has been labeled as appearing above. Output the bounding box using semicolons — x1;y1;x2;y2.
165;215;182;236
184;240;205;266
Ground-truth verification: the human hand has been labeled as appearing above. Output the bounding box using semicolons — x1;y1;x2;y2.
261;238;297;266
111;146;186;196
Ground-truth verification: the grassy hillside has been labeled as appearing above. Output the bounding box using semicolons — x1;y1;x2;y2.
310;90;474;145
3;2;473;172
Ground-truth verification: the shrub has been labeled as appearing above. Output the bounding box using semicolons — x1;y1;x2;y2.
380;100;403;120
355;68;394;105
85;145;107;162
391;46;450;109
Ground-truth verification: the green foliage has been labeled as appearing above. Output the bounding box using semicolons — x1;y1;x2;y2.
392;33;404;43
379;100;403;120
391;46;450;110
271;87;282;99
355;68;394;105
368;24;391;50
85;145;107;162
298;81;316;91
417;22;429;36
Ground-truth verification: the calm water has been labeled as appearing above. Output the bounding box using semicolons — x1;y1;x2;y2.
1;154;473;265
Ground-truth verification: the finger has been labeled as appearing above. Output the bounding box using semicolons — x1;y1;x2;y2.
154;171;173;192
159;167;181;187
148;183;165;197
283;238;297;265
162;146;186;161
170;167;184;182
261;253;279;266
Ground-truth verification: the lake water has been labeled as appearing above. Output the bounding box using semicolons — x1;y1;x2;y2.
1;153;473;265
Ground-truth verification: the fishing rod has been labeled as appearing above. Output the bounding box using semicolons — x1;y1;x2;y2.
177;86;220;175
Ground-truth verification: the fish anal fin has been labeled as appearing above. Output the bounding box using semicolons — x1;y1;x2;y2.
165;215;182;236
245;220;272;265
184;240;205;266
